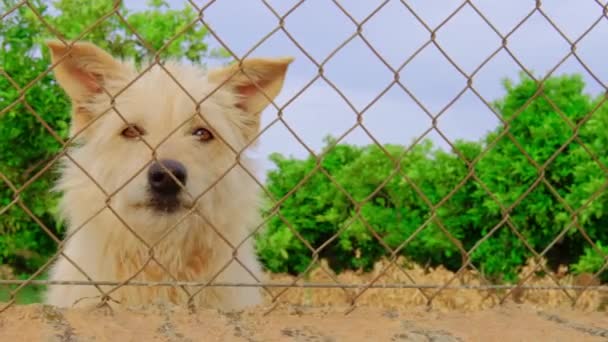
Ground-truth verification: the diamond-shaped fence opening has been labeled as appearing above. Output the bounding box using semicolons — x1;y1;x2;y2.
1;0;608;317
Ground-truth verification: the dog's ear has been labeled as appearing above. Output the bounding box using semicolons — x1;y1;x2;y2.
47;40;127;134
47;40;125;100
208;57;293;138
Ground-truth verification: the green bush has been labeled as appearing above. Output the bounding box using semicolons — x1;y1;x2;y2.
0;0;226;274
256;73;608;282
571;242;608;282
255;138;489;276
469;74;598;280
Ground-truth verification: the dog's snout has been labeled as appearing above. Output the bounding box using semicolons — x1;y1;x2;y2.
148;159;187;196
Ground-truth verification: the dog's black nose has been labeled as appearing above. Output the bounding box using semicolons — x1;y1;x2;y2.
148;159;187;196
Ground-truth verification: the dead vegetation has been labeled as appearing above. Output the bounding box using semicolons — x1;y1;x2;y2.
1;257;606;312
266;258;607;312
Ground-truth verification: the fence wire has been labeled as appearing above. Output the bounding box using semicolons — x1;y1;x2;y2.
1;0;608;315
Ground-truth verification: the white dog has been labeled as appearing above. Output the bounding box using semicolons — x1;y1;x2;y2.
43;40;292;311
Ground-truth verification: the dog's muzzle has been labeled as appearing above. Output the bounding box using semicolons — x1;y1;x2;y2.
147;159;187;213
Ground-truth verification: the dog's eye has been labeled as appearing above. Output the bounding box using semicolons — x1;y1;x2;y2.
121;125;144;139
193;128;214;142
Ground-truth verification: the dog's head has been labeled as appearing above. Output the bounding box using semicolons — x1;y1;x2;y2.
48;41;292;236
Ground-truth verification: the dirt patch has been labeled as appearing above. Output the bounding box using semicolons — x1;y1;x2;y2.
1;302;607;342
1;258;606;341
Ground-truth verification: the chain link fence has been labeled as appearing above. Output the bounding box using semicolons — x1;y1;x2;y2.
1;0;608;314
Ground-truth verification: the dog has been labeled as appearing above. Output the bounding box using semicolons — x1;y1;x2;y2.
43;40;292;311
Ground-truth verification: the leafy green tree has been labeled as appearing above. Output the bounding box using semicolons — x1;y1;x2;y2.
564;87;608;281
0;0;226;273
256;138;363;274
256;138;484;274
471;74;597;280
256;73;608;282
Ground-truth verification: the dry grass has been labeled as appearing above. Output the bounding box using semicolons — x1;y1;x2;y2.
265;258;607;312
1;258;606;312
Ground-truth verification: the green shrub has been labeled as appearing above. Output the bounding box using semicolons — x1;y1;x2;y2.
571;242;608;282
255;138;489;276
256;73;608;282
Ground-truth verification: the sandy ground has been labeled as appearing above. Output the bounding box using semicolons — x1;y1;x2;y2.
1;258;606;341
1;302;607;342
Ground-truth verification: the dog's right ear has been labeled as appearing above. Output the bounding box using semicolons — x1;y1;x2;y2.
46;40;125;100
47;40;128;135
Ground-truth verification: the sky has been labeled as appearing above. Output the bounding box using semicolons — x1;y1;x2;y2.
125;0;608;177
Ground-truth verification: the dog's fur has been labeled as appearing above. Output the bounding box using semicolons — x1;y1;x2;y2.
44;41;292;311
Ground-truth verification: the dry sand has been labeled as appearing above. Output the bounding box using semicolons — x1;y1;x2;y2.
1;258;606;341
1;302;607;342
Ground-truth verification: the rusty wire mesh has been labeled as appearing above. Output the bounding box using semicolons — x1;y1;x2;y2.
1;0;608;314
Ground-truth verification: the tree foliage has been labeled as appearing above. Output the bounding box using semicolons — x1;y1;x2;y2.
256;74;608;282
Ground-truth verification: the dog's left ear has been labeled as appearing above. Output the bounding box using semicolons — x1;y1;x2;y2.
208;57;294;138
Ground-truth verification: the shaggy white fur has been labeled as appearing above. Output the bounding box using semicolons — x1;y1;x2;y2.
43;41;292;311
